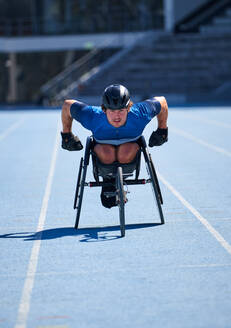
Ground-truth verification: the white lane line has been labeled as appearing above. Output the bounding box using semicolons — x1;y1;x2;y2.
172;127;231;158
14;120;60;328
158;172;231;256
178;263;231;268
2;263;231;279
178;115;231;129
194;118;231;129
0;118;26;142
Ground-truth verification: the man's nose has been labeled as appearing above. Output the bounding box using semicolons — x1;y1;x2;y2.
112;111;120;117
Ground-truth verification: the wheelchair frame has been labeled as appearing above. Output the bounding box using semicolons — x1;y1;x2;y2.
73;136;164;237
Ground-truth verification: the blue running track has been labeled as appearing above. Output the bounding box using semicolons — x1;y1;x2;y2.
0;106;231;328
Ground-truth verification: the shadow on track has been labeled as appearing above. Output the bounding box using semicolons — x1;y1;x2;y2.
0;223;162;242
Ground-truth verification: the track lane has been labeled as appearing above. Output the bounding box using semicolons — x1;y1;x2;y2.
0;111;60;327
28;108;231;327
0;107;231;328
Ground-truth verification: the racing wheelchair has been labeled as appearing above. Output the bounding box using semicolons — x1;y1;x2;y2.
73;136;165;237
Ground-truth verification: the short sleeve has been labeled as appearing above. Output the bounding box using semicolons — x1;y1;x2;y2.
70;101;93;130
133;98;161;121
144;99;161;117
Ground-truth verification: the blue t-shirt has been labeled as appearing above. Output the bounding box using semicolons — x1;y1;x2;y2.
70;99;161;145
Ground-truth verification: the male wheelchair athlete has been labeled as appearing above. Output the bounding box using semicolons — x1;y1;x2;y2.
73;135;165;237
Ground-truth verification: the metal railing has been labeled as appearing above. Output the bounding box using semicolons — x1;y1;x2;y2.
40;42;120;105
175;0;231;33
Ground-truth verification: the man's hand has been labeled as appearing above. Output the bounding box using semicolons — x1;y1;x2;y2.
61;132;83;151
148;128;168;147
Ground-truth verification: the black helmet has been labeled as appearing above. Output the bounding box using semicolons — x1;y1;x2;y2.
102;84;130;110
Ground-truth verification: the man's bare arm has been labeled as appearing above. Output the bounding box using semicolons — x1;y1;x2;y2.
61;100;83;151
61;99;76;133
148;96;168;147
155;96;168;129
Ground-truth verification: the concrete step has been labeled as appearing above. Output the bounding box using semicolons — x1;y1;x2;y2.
126;59;231;71
79;88;212;98
126;68;231;79
82;77;218;92
132;73;220;82
157;33;231;43
80;85;215;97
140;52;231;61
214;17;231;25
126;65;210;73
226;8;231;16
152;40;231;51
133;52;231;62
126;77;230;89
157;41;231;51
200;25;231;33
161;34;231;41
126;63;209;72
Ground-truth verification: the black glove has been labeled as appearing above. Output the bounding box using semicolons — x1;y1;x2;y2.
61;132;83;151
148;128;168;147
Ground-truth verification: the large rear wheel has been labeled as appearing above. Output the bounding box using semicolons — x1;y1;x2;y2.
143;150;165;224
74;157;83;210
74;159;88;229
149;154;163;205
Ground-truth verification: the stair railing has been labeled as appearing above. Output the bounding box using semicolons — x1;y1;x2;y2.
40;38;118;105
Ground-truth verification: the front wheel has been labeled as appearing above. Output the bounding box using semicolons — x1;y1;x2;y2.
116;167;125;237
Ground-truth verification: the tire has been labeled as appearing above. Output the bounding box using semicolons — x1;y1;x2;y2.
74;157;83;210
149;154;163;205
74;137;92;229
144;151;165;224
74;160;88;229
116;167;125;237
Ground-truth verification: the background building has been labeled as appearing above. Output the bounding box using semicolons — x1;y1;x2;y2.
0;0;231;105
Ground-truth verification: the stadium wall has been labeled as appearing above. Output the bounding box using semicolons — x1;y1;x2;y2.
0;31;151;53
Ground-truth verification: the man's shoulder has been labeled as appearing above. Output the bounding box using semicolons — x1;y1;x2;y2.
71;101;102;113
130;98;161;118
130;101;152;113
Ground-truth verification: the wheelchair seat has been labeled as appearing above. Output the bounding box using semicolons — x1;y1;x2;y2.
91;144;141;181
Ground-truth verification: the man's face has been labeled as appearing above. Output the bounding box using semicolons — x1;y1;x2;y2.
104;108;129;127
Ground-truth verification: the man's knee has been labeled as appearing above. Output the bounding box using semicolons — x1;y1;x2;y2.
117;143;140;164
94;144;116;164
